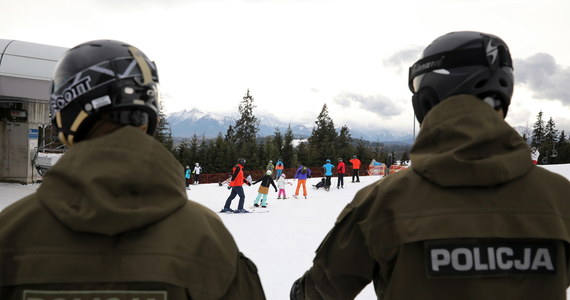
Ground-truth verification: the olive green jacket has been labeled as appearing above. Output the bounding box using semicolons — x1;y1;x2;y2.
0;126;265;300
293;95;570;299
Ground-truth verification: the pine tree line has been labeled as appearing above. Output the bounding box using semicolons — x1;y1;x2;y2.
158;90;411;175
526;111;570;164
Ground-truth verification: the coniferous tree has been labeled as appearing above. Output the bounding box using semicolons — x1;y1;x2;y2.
531;111;545;149
274;128;283;158
154;105;174;153
337;125;354;161
371;142;384;162
189;134;200;166
175;141;191;167
296;142;310;168
225;125;236;144
256;143;266;171
308;104;337;166
224;125;237;168
208;133;229;173
354;138;370;165
282;125;295;169
400;151;410;163
263;136;279;166
197;135;208;170
541;117;559;164
233;90;260;166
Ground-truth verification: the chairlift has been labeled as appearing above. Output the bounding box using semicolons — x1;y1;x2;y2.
32;140;66;176
551;144;558;158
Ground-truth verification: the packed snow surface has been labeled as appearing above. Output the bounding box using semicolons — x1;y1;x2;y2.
1;164;570;299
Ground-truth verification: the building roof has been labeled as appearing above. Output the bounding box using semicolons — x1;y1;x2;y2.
0;39;68;101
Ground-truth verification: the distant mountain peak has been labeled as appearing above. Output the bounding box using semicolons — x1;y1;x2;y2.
166;108;414;144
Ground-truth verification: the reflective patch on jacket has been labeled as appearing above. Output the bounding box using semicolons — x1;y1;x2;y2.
424;239;557;277
23;290;167;300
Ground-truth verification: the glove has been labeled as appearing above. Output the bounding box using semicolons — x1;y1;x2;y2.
227;186;231;190
275;189;278;192
247;182;251;186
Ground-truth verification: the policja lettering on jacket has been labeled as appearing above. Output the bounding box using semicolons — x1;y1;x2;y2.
425;240;556;277
23;290;166;300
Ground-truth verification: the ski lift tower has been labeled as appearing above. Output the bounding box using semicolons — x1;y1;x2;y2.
0;40;67;183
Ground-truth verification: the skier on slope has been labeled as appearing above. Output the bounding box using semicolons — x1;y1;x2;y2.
349;155;361;182
274;159;285;179
277;173;293;199
192;162;202;185
251;170;278;208
185;165;192;189
322;159;335;191
220;158;252;213
266;160;274;171
291;31;570;300
531;146;540;164
293;164;311;199
336;158;346;189
0;40;265;299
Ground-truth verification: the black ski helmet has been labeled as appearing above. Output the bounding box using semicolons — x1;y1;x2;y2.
237;158;246;165
409;31;514;124
50;40;160;146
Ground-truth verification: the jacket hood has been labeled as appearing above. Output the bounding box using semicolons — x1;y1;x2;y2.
38;126;187;236
410;95;533;187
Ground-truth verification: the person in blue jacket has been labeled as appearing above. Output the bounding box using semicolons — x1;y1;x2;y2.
322;159;335;191
184;166;191;190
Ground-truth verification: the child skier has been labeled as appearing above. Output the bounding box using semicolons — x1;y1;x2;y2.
277;173;292;199
252;170;278;208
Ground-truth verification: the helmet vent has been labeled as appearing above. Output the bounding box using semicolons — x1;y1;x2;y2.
499;78;508;87
474;79;487;89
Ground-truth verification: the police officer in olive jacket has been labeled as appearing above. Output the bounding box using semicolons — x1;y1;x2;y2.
0;40;265;300
291;31;570;299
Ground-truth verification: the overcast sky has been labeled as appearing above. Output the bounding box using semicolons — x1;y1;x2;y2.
3;0;570;134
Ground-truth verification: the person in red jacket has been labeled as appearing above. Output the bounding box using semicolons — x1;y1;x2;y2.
220;158;251;213
349;155;361;183
336;158;346;189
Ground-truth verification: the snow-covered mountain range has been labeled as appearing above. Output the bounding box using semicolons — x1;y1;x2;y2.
166;108;415;144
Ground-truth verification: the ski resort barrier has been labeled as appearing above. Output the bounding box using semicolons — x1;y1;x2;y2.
197;166;373;185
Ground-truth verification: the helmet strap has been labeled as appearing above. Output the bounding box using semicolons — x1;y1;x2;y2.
129;46;153;85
